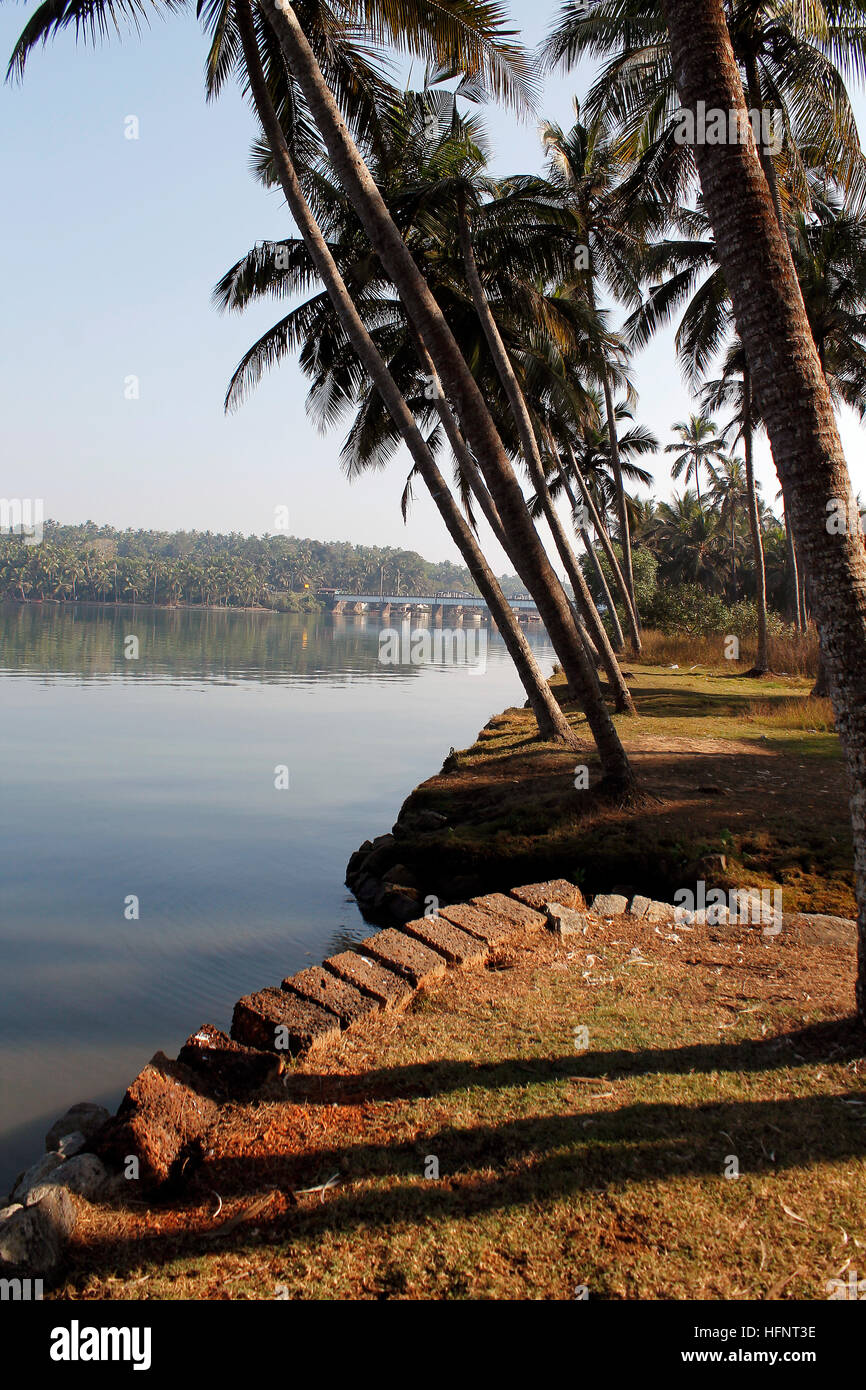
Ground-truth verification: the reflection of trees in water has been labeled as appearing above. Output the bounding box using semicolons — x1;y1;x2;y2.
0;603;553;683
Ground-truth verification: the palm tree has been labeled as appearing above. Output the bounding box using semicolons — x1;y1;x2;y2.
658;0;866;1016
664;413;728;516
705;453;748;597
540;102;653;646
648;491;729;591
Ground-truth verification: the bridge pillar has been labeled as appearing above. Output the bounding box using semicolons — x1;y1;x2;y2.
332;601;345;614
379;603;391;621
454;606;464;625
433;604;444;625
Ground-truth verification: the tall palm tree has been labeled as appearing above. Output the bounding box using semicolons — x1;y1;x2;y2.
540;102;653;646
705;452;748;597
658;0;866;1017
664;413;728;516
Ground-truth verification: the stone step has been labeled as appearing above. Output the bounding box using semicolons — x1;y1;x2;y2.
474;891;546;930
231;987;341;1056
509;880;586;913
401;915;489;967
323;951;415;1011
178;1024;282;1098
439;901;514;946
282;966;378;1028
357;928;448;987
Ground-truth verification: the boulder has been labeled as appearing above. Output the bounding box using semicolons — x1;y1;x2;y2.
589;894;629;918
55;1132;87;1159
546;903;590;938
0;1189;76;1275
10;1153;63;1204
92;1052;220;1190
26;1154;108;1206
45;1103;110;1154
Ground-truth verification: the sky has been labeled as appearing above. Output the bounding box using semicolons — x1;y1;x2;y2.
2;1;865;570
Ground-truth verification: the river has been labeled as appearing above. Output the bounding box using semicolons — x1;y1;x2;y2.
0;600;555;1190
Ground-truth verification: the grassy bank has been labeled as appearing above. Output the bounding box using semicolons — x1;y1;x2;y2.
56;910;864;1300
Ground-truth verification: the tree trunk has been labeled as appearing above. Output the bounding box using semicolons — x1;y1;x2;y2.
235;0;576;747
784;512;802;630
661;0;866;1016
563;439;642;644
259;0;636;793
456;199;635;713
554;446;626;651
742;365;769;675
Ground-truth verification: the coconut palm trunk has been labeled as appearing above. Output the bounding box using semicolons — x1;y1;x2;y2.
661;0;866;1015
557;458;626;652
456;199;635;713
258;0;636;792
562;437;641;646
234;0;576;747
742;365;769;675
783;509;802;630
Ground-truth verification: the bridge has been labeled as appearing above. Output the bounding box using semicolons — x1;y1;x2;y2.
320;591;542;624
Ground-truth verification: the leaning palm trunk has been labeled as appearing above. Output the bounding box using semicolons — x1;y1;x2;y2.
562;438;641;644
742;365;769;674
662;0;866;1016
550;442;626;651
456;200;635;713
235;0;576;747
259;0;636;793
783;511;801;630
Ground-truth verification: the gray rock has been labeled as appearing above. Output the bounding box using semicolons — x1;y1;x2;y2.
629;895;652;919
45;1102;110;1153
56;1131;87;1159
0;1189;75;1275
645;900;678;923
546;903;590;938
10;1152;63;1204
589;894;629;918
782;913;856;946
26;1154;108;1206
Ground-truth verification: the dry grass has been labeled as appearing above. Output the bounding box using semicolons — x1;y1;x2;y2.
53;914;866;1301
638;628;819;678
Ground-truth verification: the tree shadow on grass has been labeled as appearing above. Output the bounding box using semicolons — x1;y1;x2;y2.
60;1018;866;1291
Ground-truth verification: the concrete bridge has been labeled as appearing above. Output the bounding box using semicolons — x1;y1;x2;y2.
320;591;542;624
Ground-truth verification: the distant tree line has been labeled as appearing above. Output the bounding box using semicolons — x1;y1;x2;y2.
0;522;532;610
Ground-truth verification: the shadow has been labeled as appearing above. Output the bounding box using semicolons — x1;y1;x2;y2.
57;1018;866;1292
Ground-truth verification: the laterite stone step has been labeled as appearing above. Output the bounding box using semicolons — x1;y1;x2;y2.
473;891;546;930
508;880;585;914
357;928;448;987
323;951;415;1011
282;966;377;1029
232;986;341;1056
401;915;489;967
438;901;513;946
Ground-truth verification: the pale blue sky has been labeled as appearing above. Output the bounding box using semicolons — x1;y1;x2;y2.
2;2;865;567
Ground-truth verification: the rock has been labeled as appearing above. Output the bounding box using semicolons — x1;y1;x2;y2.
323;951;415;1010
26;1154;108;1205
381;864;420;890
781;913;856;947
232;989;341;1057
55;1132;87;1159
472;893;546;932
45;1103;110;1154
0;1189;75;1275
177;1024;282;1100
281;968;378;1029
511;880;586;913
92;1052;219;1190
629;895;652;919
10;1153;64;1204
589;894;629;918
358;928;448;988
345;849;369;881
371;833;395;851
402;915;489;967
546;903;590;937
0;1205;22;1224
632;898;678;923
411;810;448;832
377;882;423;925
439;901;513;947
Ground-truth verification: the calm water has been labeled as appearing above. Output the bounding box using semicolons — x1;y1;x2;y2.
0;601;555;1190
